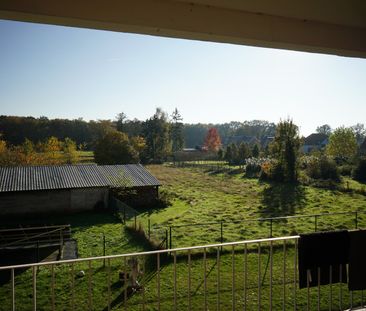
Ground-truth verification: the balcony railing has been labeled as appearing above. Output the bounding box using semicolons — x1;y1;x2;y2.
0;235;364;310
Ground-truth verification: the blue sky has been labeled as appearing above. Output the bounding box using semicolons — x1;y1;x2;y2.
1;19;366;136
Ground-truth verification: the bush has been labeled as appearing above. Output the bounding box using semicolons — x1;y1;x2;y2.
245;158;262;178
306;156;340;182
339;164;353;176
259;160;285;181
353;158;366;182
245;157;273;178
94;131;139;165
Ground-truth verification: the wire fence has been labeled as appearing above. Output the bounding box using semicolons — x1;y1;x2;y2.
150;210;366;249
108;196;366;252
3;235;366;311
108;196;168;250
170;160;243;173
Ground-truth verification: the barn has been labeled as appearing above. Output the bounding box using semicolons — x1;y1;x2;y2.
0;164;160;216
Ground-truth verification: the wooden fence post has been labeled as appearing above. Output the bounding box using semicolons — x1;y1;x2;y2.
355;211;358;229
269;219;273;238
220;221;223;244
36;241;40;262
169;226;172;250
165;229;168;249
148;218;151;239
103;234;106;267
314;215;318;232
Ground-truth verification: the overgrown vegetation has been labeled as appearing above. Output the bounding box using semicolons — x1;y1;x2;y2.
94;131;140;165
0;136;80;166
304;155;340;182
143;165;366;247
268;119;301;182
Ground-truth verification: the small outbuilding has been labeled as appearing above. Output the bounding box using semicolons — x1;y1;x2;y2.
0;164;160;216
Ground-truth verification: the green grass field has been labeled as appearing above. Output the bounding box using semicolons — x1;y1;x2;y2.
1;164;366;310
135;165;366;248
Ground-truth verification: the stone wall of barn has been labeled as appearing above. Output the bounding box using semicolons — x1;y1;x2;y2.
0;187;109;216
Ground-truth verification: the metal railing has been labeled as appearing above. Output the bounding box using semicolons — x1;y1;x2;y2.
0;226;70;248
0;235;364;310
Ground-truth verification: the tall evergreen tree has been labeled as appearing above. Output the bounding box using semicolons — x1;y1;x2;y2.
238;142;251;164
115;112;127;132
230;143;239;165
270;119;301;182
252;144;260;158
171;108;184;152
143;108;172;162
224;145;232;163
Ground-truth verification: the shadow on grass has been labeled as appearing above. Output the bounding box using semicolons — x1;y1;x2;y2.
260;182;306;218
0;210;119;230
206;168;243;176
129;191;175;216
102;227;171;311
0;246;60;286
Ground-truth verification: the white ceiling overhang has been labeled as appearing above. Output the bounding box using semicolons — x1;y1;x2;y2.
1;0;366;58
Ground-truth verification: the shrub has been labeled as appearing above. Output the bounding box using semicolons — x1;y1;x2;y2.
259;161;273;180
245;157;272;178
259;160;285;181
245;158;262;178
339;164;353;176
306;157;321;179
299;155;317;170
306;156;340;182
94;131;139;164
353;158;366;183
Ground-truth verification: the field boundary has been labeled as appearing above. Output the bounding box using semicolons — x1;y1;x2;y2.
152;210;364;249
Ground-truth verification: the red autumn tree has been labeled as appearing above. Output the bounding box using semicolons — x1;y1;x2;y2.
203;127;221;152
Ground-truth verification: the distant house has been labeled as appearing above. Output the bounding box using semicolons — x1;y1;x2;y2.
260;136;274;148
0;164;160;216
302;133;329;153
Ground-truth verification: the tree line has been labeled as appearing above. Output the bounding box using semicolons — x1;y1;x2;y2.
0;115;276;149
2;112;365;172
241;120;366;184
0;108;184;165
0;112;277;164
0;137;78;166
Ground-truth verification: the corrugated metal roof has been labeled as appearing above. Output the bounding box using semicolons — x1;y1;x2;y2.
0;164;160;193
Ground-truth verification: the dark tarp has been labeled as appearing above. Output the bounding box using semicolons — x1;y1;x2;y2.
348;229;366;290
298;231;349;289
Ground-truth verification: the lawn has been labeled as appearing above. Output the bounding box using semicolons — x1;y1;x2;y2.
136;165;366;248
1;240;364;310
1;164;366;310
